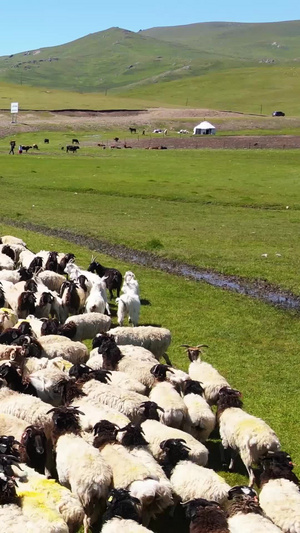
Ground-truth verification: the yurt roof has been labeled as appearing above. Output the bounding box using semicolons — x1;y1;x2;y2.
195;121;215;129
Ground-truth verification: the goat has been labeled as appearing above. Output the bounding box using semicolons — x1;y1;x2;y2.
88;260;122;300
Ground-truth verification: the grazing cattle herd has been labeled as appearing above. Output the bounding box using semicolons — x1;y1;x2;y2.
0;233;298;532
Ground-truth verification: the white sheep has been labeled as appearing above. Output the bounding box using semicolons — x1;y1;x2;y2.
160;439;230;505
81;379;146;425
70;395;131;432
49;407;113;533
0;235;26;247
37;270;66;292
88;338;156;390
140;403;208;467
259;461;300;533
94;421;173;525
15;464;85;532
0;386;53;437
37;336;89;364
108;326;171;361
182;380;216;442
149;364;187;429
183;344;230;404
217;387;280;486
65;312;111;341
0;253;15;270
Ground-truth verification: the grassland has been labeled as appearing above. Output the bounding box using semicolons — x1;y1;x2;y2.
117;65;300;115
1;134;300;529
1;140;300;292
0;220;299;488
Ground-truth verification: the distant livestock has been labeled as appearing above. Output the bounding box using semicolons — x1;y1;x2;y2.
129;127;136;134
21;145;32;153
44;138;49;144
66;145;80;153
72;139;80;144
32;144;39;149
178;129;189;134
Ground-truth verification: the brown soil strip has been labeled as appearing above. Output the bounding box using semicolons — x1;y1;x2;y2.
2;219;300;314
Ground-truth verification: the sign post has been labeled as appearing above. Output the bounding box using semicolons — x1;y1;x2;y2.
11;102;19;124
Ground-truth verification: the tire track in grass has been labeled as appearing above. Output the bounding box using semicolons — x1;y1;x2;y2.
2;219;300;313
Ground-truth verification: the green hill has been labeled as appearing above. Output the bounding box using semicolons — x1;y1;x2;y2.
0;21;300;113
0;27;238;93
141;20;300;61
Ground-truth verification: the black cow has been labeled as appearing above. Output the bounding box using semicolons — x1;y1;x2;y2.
66;145;80;153
44;138;49;144
22;145;32;153
129;127;136;134
72;138;80;144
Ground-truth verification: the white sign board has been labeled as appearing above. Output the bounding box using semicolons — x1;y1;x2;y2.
11;102;18;113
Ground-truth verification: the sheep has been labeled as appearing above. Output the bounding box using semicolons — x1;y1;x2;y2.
101;489;153;533
116;284;140;326
182;380;216;442
0;472;38;532
0;385;54;437
4;288;36;319
0;412;28;441
159;439;231;505
0;244;17;262
37;336;89;364
0;235;26;247
28;367;74;405
217;387;280;486
64;312;111;341
0;253;15;270
0;267;32;284
81;379;146;424
48;406;113;533
183;498;230;533
117;423;173;520
16;483;69;532
23;355;73;376
227;485;282;533
140;401;208;466
70;363;147;395
149;364;187;428
18;249;36;269
89;334;156;390
16;464;85;533
37;270;66;292
108;326;171;362
93;420;172;525
182;344;230;404
69;394;131;432
258;453;300;532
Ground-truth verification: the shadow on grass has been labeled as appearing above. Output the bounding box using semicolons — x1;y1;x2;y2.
141;298;151;306
206;439;248;477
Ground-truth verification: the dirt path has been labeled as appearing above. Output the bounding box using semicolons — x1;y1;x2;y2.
3;219;300;314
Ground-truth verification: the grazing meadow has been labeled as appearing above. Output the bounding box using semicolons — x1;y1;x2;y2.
0;140;300;485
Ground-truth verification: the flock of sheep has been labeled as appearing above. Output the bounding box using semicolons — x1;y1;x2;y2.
0;234;299;533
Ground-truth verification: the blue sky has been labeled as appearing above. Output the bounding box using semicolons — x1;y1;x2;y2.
1;0;299;55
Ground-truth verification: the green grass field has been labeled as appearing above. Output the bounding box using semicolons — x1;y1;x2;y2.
1;137;300;528
1;141;300;292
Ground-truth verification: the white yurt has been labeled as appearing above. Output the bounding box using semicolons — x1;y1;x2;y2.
193;121;216;135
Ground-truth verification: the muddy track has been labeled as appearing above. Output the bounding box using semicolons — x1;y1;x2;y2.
2;219;300;314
